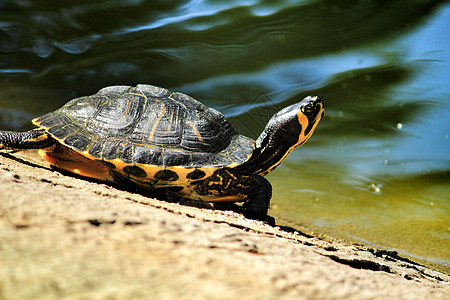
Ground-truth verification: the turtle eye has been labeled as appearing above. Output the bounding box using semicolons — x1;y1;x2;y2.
301;104;315;114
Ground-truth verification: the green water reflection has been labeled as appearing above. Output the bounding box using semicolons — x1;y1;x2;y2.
1;0;449;272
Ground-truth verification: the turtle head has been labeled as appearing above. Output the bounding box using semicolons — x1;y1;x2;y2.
249;96;325;175
258;95;325;149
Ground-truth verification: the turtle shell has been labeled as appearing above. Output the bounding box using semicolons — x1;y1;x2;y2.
33;84;254;169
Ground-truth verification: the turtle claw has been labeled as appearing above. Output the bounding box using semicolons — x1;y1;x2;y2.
242;207;276;226
214;202;275;226
265;215;276;226
242;196;275;226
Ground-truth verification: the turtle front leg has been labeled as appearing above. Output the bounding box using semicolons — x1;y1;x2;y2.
194;168;275;225
241;175;274;225
0;129;54;150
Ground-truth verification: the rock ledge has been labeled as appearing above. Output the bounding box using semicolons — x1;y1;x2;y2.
0;152;449;300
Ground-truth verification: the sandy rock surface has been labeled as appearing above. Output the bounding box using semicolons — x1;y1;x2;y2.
0;151;449;300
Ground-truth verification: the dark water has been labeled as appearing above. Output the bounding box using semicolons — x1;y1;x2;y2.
1;1;449;272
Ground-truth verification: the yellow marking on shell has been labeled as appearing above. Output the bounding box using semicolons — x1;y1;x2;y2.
42;132;247;185
67;147;228;186
192;124;204;143
148;103;166;142
32;119;252;203
32;118;64;129
35;114;254;182
114;99;132;126
167;109;174;133
35;139;254;203
37;144;111;181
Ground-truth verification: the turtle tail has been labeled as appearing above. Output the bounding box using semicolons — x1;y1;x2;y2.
0;129;55;150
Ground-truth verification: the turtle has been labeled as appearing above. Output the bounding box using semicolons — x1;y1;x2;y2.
0;84;324;223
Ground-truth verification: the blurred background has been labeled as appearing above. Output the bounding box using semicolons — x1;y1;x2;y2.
1;0;448;272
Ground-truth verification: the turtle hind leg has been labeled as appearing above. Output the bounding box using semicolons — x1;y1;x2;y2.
0;129;55;150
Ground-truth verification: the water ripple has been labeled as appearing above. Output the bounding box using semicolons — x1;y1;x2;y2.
54;35;101;54
122;0;259;32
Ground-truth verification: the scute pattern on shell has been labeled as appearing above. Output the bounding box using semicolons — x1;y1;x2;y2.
33;84;254;168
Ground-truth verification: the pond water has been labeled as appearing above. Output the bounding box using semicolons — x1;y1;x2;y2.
1;0;449;273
